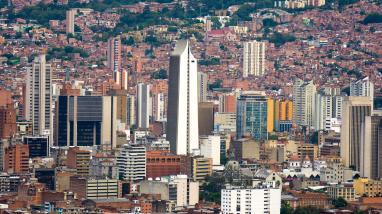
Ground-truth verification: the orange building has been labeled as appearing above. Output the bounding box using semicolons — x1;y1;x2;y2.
4;144;29;174
0;104;17;139
146;150;187;179
219;94;236;113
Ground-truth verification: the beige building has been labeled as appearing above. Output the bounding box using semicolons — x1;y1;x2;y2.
242;41;266;77
86;179;119;199
297;144;318;161
232;138;260;161
341;97;372;171
354;178;382;197
327;184;356;201
67;147;91;176
293;79;316;128
191;156;212;183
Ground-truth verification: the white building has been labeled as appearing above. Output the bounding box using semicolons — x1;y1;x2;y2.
293;79;316;128
167;40;199;155
152;93;166;122
137;83;150;129
140;175;199;208
25;54;52;139
221;185;281;214
242;41;266;77
199;135;221;166
117;144;146;181
314;89;343;131
350;76;374;100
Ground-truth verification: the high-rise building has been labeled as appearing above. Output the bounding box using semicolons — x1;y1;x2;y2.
0;104;16;140
221;185;281;214
167;40;199;155
56;95;117;148
199;135;221;166
67;147;91;175
117;144;146;181
341;96;372;170
218;93;237;113
65;9;76;34
360;114;382;179
236;91;267;140
4;144;29;174
198;102;214;136
267;98;274;133
25;54;52;137
152;93;166;122
197;72;208;102
350;76;374;99
107;36;122;80
137;83;150;129
23;135;49;158
314;88;343;130
293;79;316;128
242;41;266;77
127;94;136;127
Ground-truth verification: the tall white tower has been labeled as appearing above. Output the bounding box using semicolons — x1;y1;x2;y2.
167;40;199;155
137;83;150;129
242;41;266;77
25;54;52;137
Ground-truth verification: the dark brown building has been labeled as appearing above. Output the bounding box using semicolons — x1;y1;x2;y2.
198;102;214;136
0;104;17;140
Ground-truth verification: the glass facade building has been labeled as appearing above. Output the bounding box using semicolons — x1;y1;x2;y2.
236;93;268;140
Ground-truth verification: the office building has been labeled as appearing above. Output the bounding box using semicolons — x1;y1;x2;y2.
167;40;199;155
341;96;372;170
67;147;91;176
314;88;344;130
137;83;150;129
221;185;281;214
140;175;199;207
327;184;356;201
297;144;318;161
127;94;136;127
242;41;266;77
86;178;119;200
200;135;221;166
0;104;16;140
90;153;118;179
4;144;29;174
190;156;212;183
293;79;316;128
35;168;55;190
25;54;52;137
146;150;186;179
350;76;374;100
23;135;49;158
117;144;146;181
198;102;214;136
152;93;166;122
214;112;236;133
360;114;382;179
232;138;260;161
236;91;267;140
107;36;122;80
65;9;75;34
218;93;237;113
56;95;117;147
197;72;208;102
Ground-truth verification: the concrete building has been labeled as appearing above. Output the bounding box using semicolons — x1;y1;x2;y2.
90;154;118;179
199;135;221;166
221;185;281;214
140;175;199;208
25;54;52;138
350;76;374;101
22;135;49;158
293;79;316;128
117;144;146;181
137;83;150;129
242;41;266;77
360;114;382;179
354;178;382;197
314;88;343;131
152;93;166;122
65;9;76;34
232;138;260;161
4;144;29;174
107;36;122;81
56;95;117;148
297;144;318;161
198;102;214;136
197;72;208;102
218;93;237;113
67;147;91;176
0;104;16;140
127;95;136;127
191;156;212;183
327;183;356;201
214;112;236;133
320;158;346;183
236;91;267;140
146;150;186;179
86;178;119;200
167;40;199;155
340;96;372;170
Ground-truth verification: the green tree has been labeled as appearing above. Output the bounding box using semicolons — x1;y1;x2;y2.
281;201;293;214
333;197;348;208
211;17;222;29
363;13;382;24
151;69;168;79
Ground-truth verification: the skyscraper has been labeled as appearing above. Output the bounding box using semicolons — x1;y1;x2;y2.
197;72;207;102
107;36;122;81
242;41;266;77
236;91;268;140
340;96;372;171
167;40;199;155
25;54;52;137
137;83;150;129
66;9;76;34
293;79;316;128
360;114;382;179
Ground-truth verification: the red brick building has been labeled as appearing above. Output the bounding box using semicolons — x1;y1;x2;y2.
146;150;187;179
4;144;29;174
0;104;17;139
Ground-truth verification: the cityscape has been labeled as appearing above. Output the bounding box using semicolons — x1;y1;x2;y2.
0;0;382;213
